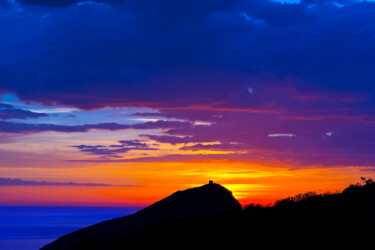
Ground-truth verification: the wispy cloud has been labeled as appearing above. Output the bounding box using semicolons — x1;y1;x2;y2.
0;120;192;134
71;140;156;158
268;133;296;137
0;177;141;187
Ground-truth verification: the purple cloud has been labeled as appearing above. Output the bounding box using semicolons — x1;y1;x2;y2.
133;103;375;167
0;177;141;187
0;103;48;120
0;120;192;134
131;112;164;117
143;135;204;144
72;140;156;158
66;153;242;163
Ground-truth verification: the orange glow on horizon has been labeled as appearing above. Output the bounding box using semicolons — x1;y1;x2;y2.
1;160;373;207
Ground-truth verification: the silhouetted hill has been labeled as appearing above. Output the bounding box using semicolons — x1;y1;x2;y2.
41;182;241;250
42;179;375;250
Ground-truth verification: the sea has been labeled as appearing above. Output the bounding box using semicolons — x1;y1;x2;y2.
0;206;142;250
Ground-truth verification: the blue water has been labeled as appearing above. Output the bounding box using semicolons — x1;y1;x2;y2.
0;206;142;250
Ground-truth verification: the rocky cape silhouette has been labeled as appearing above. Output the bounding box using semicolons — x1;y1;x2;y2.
41;182;242;250
41;179;375;249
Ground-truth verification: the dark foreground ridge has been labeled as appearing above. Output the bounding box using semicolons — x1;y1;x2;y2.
41;182;242;250
42;179;375;250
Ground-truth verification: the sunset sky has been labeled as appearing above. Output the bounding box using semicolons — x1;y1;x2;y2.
1;0;375;207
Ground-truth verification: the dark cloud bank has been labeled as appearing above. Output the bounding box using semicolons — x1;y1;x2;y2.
1;0;375;109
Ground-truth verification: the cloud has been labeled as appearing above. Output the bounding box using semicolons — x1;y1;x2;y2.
66;153;243;163
143;135;204;144
360;168;375;172
0;120;192;134
138;109;375;167
268;133;296;137
0;103;13;109
1;0;375;110
131;112;164;117
0;103;48;120
179;142;245;152
71;140;156;158
14;0;119;7
0;177;140;187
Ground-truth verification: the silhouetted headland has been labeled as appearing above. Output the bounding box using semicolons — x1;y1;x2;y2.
42;179;375;249
41;182;241;250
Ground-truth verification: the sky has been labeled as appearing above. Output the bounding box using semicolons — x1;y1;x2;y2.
1;0;375;206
